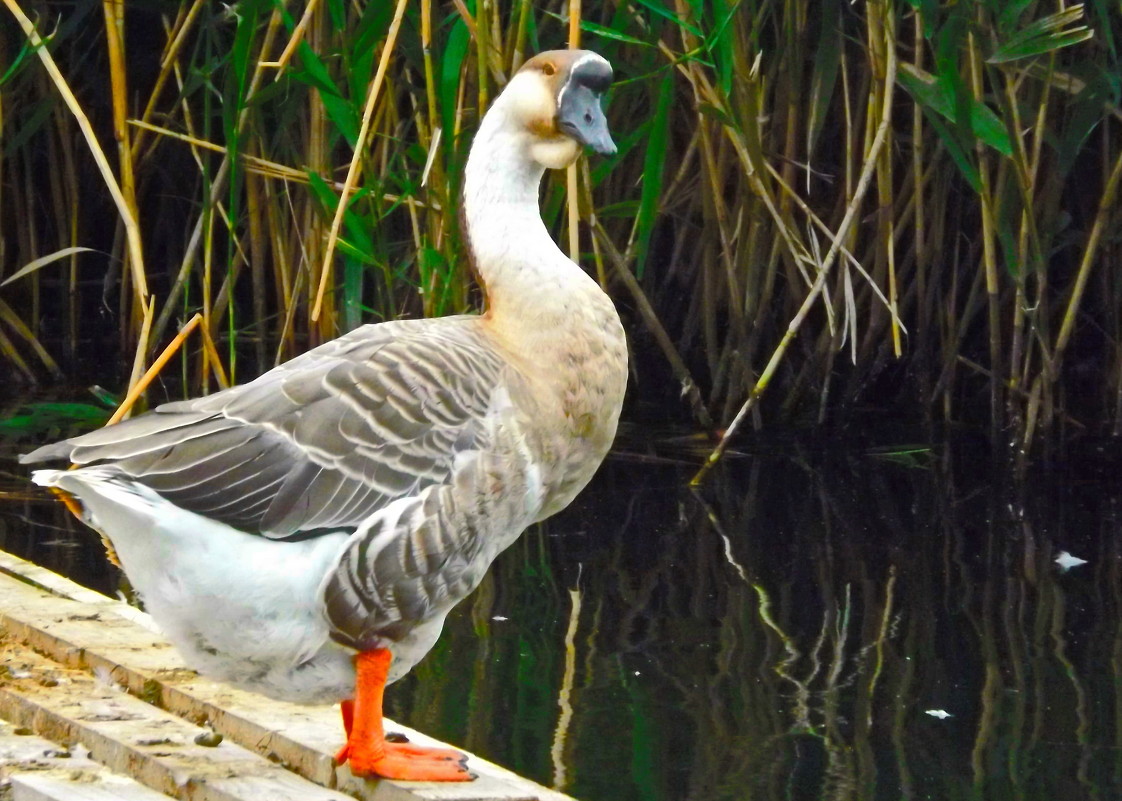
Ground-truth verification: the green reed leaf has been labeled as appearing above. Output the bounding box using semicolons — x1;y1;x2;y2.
806;0;842;159
3;97;55;155
440;19;470;153
0;247;96;288
0;402;111;438
994;0;1035;35
708;0;738;96
902;0;939;38
579;20;651;47
988;6;1094;64
292;43;360;146
349;2;393;98
0;37;40;88
307;172;376;266
1054;67;1117;177
226;1;260;150
898;61;1013;156
918;109;982;193
633;0;704;38
325;0;346;31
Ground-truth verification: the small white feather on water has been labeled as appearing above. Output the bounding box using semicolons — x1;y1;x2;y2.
925;709;953;720
1055;551;1088;571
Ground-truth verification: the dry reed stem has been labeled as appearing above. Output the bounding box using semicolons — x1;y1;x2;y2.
580;164;609;289
101;0;151;399
0;297;60;376
128;121;310;184
692;3;899;485
1053;146;1122;368
759;160;902;327
312;0;409;322
474;0;490;112
131;1;205;160
267;0;320;74
566;0;582;261
0;324;33;381
131;119;436;213
198;318;230;390
0;246;95;288
120;295;154;422
201;198;215;394
594;222;714;430
150;8;283;347
2;0;148;304
967;28;1002;443
911;10;928;367
306;5;332;339
106;312;202;427
867;1;901;357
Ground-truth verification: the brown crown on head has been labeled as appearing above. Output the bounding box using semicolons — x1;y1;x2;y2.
516;51;612;139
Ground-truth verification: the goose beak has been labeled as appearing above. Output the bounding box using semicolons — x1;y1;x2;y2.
557;85;616;156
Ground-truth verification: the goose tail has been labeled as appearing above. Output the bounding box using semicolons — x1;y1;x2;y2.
32;466;163;566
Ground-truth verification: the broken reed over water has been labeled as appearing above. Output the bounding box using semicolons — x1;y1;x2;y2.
1;1;1121;462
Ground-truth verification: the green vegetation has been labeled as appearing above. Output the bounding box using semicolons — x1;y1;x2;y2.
0;400;112;444
0;1;1119;468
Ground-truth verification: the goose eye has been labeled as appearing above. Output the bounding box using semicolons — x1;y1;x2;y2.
542;62;556;76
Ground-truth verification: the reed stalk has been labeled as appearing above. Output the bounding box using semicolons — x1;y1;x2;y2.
313;0;409;323
2;0;147;304
0;0;1117;465
693;1;899;484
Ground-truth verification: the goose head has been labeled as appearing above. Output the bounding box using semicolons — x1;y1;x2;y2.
492;49;616;170
462;49;617;298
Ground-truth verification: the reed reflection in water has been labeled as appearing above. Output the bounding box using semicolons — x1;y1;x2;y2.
393;449;1122;801
3;444;1121;800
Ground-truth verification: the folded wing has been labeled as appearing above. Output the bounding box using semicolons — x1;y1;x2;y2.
21;318;509;538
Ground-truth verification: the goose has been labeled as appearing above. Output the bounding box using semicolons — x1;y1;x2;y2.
21;49;626;783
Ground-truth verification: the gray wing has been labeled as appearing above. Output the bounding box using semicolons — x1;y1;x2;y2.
321;400;540;653
21;317;509;538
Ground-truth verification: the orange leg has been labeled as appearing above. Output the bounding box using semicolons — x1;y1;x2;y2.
334;700;355;764
334;649;472;781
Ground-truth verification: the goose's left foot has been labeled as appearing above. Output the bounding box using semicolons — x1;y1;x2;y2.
335;650;473;782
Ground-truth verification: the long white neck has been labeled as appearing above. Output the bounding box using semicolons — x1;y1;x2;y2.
462;93;594;326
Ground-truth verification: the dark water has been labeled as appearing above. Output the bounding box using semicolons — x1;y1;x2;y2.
3;425;1122;801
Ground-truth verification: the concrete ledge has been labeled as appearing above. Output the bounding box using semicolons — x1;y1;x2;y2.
1;721;179;800
0;550;575;801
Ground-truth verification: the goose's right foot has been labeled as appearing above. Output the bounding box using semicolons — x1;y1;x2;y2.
336;650;474;782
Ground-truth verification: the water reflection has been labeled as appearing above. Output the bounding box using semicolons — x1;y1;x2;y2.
394;449;1122;800
3;437;1121;800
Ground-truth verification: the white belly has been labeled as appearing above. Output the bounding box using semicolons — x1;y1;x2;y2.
133;523;357;704
35;468;358;704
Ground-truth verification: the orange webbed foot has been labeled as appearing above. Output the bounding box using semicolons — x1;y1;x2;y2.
384;740;465;762
346;741;472;781
336;734;465;772
335;650;475;782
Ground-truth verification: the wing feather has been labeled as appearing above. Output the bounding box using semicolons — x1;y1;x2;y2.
21;317;511;538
